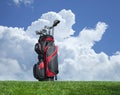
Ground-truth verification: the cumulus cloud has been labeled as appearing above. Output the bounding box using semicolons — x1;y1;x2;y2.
12;0;34;5
27;9;75;41
0;26;37;80
0;9;120;81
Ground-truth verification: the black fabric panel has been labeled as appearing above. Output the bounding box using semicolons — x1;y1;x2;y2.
41;41;47;51
37;61;45;79
48;55;59;74
37;67;45;79
33;64;39;79
46;46;56;57
33;62;46;80
35;43;40;54
38;54;44;62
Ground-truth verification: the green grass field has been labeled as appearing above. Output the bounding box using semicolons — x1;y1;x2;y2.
0;81;120;95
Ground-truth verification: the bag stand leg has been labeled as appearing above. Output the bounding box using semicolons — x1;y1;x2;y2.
55;75;57;80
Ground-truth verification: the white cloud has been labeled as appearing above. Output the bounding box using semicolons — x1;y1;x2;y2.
0;58;21;80
79;22;107;47
0;9;120;81
12;0;34;5
0;26;37;80
27;9;75;41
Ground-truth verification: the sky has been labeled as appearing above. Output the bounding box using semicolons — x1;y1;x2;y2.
0;0;120;81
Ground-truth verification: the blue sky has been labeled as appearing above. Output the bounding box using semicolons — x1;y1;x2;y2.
0;0;120;56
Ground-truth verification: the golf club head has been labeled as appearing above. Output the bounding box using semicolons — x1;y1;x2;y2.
36;31;40;35
53;20;60;27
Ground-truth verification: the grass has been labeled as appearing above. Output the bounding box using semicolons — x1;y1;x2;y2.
0;81;120;95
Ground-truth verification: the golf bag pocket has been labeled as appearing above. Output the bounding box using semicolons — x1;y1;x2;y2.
35;43;42;54
33;61;45;79
45;46;59;77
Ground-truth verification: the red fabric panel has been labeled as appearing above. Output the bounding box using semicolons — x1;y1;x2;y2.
43;37;54;41
38;62;44;69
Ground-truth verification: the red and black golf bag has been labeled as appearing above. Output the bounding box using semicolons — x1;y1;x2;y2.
33;20;60;81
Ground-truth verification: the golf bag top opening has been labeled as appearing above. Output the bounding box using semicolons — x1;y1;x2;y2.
39;35;54;42
33;20;60;81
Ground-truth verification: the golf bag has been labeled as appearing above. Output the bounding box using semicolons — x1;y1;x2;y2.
33;20;60;81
